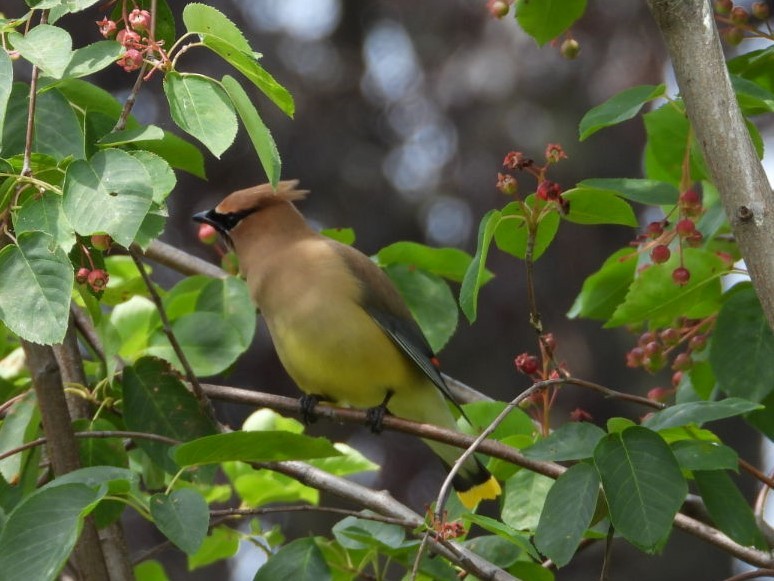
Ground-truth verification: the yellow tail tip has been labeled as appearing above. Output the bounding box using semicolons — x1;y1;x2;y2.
457;476;502;510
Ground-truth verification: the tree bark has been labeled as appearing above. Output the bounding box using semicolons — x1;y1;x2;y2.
647;0;774;330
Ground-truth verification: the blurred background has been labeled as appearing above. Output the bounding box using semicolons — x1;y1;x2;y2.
7;0;771;578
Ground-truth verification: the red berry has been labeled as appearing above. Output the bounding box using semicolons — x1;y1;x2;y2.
672;371;683;387
644;341;662;357
198;223;218;245
118;48;143;72
96;17;117;38
646;221;664;239
487;0;510;18
117;29;141;48
545;143;568;163
660;328;680;346
87;269;109;291
639;331;657;347
676;218;696;237
673;267;691;285
569;408;593;422
503;151;532;170
647;387;672;403
650;244;671;264
752;1;770;19
731;6;750;23
714;0;733;14
724;27;745;45
536;180;562;201
679;188;701;207
91;233;112;251
496;173;517;195
76;267;90;284
689;334;708;352
626;347;645;368
128;8;151;32
686;231;704;248
541;332;556;352
514;353;540;375
672;352;693;371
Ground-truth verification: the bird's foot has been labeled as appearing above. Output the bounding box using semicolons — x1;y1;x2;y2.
299;394;323;425
365;390;394;433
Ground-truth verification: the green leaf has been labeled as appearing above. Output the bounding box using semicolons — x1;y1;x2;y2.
320;227;355;245
2;84;85;160
45;465;136;491
133;560;170;581
128;150;176;204
221;75;281;187
568;248;636;320
226;463;317;507
561;188;637;226
332;515;406;550
201;36;294;117
9;25;72;78
150;489;209;554
122;357;218;473
63;148;154;247
515;0;587;46
385;264;457;353
535;463;600;567
254;538;331;581
579;84;665;140
0;231;73;344
377;241;484;283
494;199;560;261
461;400;536;439
501;470;554;531
593;427;687;552
163;72;237;158
731;74;774;115
642;398;762;431
188;526;240;570
577;178;679;205
607;249;724;328
97;125;164;147
694;470;767;548
0;50;12;140
671;440;738;472
0;391;39;485
644;102;708;185
461;514;540;560
173;431;341;466
144;130;206;178
14;191;76;252
182;3;252;52
523;422;606;461
460;209;500;323
463;535;521;569
307;443;379;476
710;284;774;402
60;41;122;79
0;483;104;580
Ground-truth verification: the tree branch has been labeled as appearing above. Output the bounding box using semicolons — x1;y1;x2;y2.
646;0;774;330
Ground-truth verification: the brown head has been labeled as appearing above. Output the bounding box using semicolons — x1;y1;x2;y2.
193;181;310;248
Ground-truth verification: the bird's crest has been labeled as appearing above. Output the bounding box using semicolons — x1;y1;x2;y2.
215;180;309;215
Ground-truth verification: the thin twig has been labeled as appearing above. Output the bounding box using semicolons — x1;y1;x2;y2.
722;569;774;581
21;11;47;176
210;505;415;528
129;250;217;424
113;63;149;133
600;524;614;581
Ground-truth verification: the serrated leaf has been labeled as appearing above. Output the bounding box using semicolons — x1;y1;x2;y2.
460;209;500;323
593;427;687;552
62;148;154;247
535;463;599;567
577;178;679;205
671;440;738;472
254;538;331;581
642;398;762;431
0;231;73;344
0;484;104;580
60;40;122;79
14;191;76;252
710;284;774;402
122;357;218;473
163;72;237;158
494;199;560;261
501;470;554;531
568;248;636;320
461;514;540;560
694;470;767;548
172;431;341;466
561;188;637;226
150;489;209;554
128;150;176;204
332;515;406;550
183;3;252;53
579;84;665;140
385;264;457;353
221;75;281;187
377;241;484;283
201;36;294;117
515;0;587;46
644;102;708;185
9;25;72;78
607;249;724;328
523;422;606;461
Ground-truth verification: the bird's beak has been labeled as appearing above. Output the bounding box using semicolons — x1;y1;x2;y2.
193;209;218;228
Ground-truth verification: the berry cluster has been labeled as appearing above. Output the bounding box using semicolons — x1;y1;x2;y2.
75;234;112;293
625;317;714;401
497;144;570;214
96;3;166;73
714;0;771;46
634;187;705;286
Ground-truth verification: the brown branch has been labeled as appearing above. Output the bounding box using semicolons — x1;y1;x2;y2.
129;250;217;424
722;569;774;581
210;505;415;528
647;0;774;331
140;240;228;279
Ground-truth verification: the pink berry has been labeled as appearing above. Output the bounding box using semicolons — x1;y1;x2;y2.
76;267;90;284
673;267;691;285
650;244;671;264
672;352;693;371
676;218;696;237
118;48;143;72
198;223;218;245
514;353;540;375
128;8;152;32
87;269;109;291
96;17;117;38
91;233;112;251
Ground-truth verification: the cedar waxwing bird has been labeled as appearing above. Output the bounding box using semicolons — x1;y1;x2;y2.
193;181;501;509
